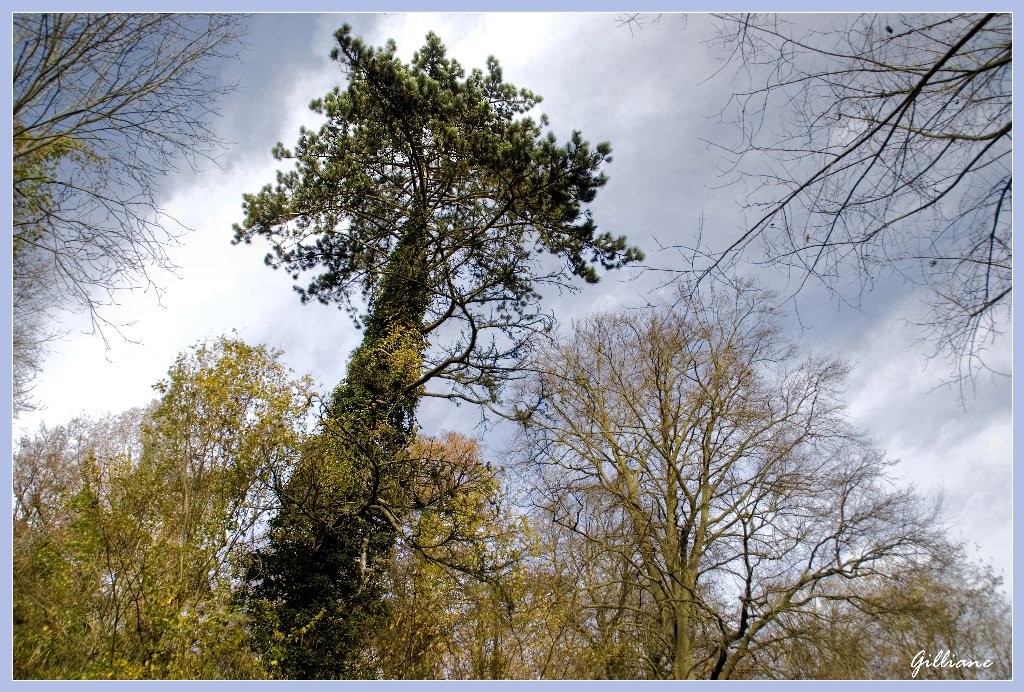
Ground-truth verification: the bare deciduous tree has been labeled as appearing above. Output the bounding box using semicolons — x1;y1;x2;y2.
12;13;249;413
516;285;948;679
686;13;1010;389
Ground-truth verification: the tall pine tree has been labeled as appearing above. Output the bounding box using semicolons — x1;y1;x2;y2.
233;26;642;678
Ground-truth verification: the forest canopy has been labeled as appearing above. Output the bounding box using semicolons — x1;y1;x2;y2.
13;308;1010;679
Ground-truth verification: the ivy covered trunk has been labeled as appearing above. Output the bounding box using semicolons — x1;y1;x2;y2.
243;220;433;679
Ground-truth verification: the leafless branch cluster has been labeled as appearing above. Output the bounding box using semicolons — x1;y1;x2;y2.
615;13;675;37
12;13;249;413
692;13;1010;388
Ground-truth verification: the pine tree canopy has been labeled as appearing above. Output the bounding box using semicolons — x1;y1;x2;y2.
234;25;643;404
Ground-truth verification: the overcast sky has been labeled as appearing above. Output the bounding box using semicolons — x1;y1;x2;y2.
11;12;1013;583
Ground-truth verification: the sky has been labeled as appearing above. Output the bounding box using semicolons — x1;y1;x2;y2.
9;12;1013;587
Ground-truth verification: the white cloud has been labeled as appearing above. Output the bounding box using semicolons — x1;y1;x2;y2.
843;292;1012;579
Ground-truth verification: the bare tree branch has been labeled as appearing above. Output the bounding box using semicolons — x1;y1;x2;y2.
12;13;250;414
682;13;1010;391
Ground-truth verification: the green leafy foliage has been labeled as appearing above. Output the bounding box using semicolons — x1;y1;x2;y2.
12;338;315;679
